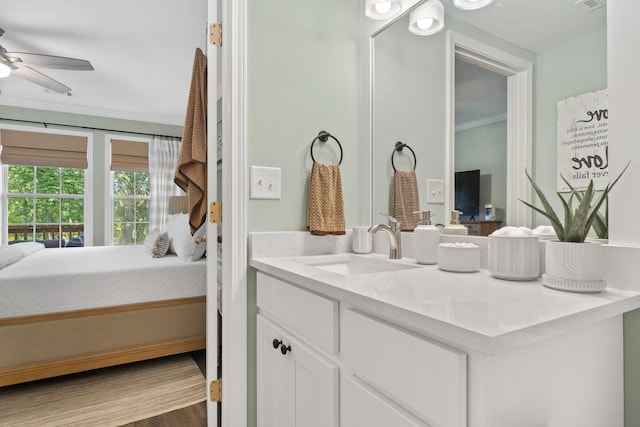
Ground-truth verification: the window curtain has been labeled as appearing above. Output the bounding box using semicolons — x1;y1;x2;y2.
149;136;183;230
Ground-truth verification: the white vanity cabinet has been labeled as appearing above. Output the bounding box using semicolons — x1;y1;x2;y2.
256;271;467;427
256;272;339;427
251;233;640;427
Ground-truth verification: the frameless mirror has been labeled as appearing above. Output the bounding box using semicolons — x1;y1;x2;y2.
367;0;607;233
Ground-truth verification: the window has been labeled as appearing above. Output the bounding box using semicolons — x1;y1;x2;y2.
112;170;150;245
1;127;92;247
109;137;150;245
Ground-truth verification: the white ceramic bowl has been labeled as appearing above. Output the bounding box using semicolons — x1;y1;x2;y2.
488;235;540;281
438;243;480;273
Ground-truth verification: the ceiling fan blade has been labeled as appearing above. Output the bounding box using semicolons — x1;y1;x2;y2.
6;52;94;71
11;65;72;93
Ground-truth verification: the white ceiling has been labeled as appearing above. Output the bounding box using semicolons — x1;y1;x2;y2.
443;0;607;54
0;0;606;127
0;0;207;126
449;0;606;126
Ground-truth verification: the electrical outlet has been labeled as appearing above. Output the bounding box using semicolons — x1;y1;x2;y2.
250;166;281;199
426;179;444;204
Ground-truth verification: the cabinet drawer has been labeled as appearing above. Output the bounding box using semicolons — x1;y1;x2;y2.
341;308;466;427
342;374;428;427
257;272;338;354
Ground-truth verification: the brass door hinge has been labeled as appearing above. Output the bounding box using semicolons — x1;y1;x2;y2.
210;23;222;46
210;378;222;402
210;201;222;224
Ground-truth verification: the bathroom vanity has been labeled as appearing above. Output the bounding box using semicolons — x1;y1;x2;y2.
250;232;640;427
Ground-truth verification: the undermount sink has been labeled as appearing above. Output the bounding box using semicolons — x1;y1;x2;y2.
295;254;419;276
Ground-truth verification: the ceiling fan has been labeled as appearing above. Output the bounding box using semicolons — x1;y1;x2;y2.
0;27;94;94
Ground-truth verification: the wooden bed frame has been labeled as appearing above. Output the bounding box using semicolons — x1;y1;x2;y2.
0;296;206;387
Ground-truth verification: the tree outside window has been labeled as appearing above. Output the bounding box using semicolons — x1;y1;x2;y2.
113;171;150;245
7;165;85;247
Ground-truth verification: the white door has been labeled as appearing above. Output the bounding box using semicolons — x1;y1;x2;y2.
206;0;221;424
257;315;339;427
207;0;248;425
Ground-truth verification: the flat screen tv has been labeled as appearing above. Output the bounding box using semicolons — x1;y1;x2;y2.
454;169;480;220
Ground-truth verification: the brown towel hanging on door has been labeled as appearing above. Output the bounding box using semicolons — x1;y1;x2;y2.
175;48;208;235
307;162;346;236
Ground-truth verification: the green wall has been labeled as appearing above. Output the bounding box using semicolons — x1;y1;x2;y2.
246;0;361;424
533;29;607;226
0;106;183;245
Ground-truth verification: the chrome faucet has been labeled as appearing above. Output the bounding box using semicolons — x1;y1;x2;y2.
368;214;402;259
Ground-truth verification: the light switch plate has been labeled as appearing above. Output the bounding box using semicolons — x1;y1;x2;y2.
426;179;444;204
250;166;281;199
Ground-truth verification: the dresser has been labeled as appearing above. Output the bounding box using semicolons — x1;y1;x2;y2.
460;220;502;236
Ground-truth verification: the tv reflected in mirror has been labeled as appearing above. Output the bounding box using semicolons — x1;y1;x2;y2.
455;169;480;220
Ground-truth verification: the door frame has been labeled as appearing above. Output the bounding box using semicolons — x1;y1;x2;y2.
207;0;247;425
445;31;533;227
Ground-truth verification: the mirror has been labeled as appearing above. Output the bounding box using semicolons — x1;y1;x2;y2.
367;0;607;233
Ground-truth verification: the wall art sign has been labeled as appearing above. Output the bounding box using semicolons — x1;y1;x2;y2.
556;89;608;191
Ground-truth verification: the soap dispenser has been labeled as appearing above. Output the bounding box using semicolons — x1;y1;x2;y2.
442;210;468;236
413;210;440;265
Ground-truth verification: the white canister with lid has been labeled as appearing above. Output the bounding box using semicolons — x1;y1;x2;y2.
413;210;439;265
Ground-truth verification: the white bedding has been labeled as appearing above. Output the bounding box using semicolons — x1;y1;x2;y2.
0;245;206;319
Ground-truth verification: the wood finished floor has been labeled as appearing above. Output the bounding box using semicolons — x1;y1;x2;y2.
122;402;207;427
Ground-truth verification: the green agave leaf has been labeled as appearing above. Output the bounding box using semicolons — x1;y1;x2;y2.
592;209;607;239
522;170;564;237
557;192;571;242
583;162;630;240
562;175;608;239
519;199;565;240
567;179;595;242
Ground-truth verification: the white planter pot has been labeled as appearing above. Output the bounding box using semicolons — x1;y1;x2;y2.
488;236;539;281
542;241;605;293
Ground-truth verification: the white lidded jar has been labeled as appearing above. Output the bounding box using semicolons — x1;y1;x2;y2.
441;210;468;236
413;210;440;265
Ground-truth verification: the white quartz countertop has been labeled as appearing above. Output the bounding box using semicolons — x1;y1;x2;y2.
251;252;640;355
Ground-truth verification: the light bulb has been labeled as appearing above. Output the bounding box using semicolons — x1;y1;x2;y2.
416;18;434;30
453;0;494;11
365;0;402;20
408;0;444;36
0;62;11;79
374;1;392;15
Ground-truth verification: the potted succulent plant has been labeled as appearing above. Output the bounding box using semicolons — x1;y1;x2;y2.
520;164;628;293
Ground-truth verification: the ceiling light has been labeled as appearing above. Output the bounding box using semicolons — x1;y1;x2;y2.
0;62;11;78
453;0;495;11
409;0;445;36
365;0;402;20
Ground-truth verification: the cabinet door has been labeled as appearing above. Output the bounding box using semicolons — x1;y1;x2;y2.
257;315;291;427
257;315;339;427
342;374;429;427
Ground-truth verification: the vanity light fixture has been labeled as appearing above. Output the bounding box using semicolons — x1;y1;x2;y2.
408;0;445;36
365;0;403;20
0;62;11;78
453;0;495;11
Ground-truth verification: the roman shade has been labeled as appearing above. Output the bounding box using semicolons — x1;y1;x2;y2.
111;139;149;173
0;129;88;169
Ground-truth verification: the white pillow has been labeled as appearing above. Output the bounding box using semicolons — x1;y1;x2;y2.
13;241;45;257
0;245;25;269
144;229;170;258
163;213;206;262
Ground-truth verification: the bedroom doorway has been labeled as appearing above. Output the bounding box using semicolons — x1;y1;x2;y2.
445;31;533;228
206;0;222;425
206;0;247;425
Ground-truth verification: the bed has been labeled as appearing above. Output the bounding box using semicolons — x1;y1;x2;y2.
0;243;206;387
